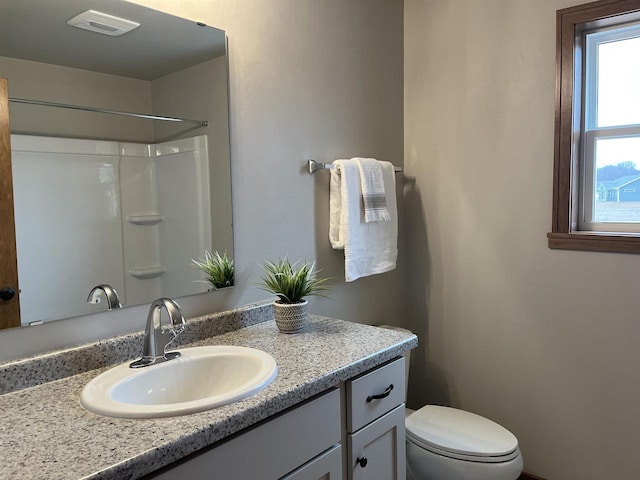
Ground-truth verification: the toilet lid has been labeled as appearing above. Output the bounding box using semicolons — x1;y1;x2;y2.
406;406;519;460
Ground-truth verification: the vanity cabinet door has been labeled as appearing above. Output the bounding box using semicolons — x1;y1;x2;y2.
347;405;406;480
280;444;342;480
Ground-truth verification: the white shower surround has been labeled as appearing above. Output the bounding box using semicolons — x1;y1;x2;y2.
11;134;212;325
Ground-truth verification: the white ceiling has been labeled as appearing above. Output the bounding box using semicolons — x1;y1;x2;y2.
0;0;226;80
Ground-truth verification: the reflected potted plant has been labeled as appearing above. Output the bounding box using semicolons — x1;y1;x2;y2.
192;250;234;290
258;258;330;333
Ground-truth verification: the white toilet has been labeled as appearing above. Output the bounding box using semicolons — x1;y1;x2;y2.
379;326;524;480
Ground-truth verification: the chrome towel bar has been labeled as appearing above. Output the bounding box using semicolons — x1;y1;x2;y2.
307;159;402;175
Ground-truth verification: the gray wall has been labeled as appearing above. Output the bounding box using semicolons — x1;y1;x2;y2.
1;56;153;141
405;1;640;479
133;0;406;324
0;1;405;360
151;57;234;256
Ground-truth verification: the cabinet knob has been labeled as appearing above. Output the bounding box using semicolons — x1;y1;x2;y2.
366;384;394;402
356;456;368;468
0;287;15;301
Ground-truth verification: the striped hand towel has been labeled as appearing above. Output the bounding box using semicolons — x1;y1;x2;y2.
354;157;391;222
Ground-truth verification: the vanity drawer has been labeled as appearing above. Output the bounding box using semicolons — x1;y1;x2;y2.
149;389;341;480
346;357;405;432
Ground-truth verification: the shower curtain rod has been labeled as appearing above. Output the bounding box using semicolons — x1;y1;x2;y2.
8;97;209;127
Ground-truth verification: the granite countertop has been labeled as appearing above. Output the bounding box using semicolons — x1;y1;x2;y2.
0;315;417;480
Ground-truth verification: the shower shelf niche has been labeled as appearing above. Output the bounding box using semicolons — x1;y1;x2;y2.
128;266;166;280
126;214;164;226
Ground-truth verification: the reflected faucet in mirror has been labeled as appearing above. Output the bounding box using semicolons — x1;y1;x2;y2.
130;298;185;369
87;285;122;311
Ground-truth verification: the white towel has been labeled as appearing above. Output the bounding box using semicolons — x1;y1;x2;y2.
329;159;397;282
354;157;391;223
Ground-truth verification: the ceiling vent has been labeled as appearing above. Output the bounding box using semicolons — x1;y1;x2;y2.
67;10;140;36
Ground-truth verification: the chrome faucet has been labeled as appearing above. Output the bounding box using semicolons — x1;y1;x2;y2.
130;298;186;368
87;284;122;310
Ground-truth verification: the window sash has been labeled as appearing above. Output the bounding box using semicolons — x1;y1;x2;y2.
584;22;640;130
580;128;640;232
578;22;640;233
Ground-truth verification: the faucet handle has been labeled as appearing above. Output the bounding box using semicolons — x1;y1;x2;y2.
161;302;185;353
162;318;185;344
162;322;185;336
161;326;183;357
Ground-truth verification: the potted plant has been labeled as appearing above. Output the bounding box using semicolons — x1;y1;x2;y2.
192;250;234;290
259;258;330;333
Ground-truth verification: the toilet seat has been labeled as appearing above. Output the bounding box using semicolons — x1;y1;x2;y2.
406;406;520;463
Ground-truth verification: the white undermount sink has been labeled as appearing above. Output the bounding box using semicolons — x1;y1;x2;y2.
80;345;278;419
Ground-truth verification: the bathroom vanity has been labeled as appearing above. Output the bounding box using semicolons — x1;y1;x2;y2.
150;355;407;480
0;303;416;480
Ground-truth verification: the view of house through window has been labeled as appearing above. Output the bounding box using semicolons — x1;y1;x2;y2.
593;138;640;221
582;24;640;231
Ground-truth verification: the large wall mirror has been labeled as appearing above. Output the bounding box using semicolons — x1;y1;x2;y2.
0;0;233;331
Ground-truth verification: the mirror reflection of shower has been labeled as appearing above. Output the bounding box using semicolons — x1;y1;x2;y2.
12;134;213;325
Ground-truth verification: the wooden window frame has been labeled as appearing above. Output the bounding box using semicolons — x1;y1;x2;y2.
548;0;640;253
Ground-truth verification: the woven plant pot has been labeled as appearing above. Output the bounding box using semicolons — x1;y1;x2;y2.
273;300;308;333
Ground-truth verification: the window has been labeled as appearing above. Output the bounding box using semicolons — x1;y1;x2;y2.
549;0;640;253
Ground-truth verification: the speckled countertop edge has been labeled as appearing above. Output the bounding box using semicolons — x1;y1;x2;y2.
0;314;417;480
0;302;273;395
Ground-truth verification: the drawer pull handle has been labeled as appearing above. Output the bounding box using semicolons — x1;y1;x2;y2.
356;456;368;468
366;384;394;402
